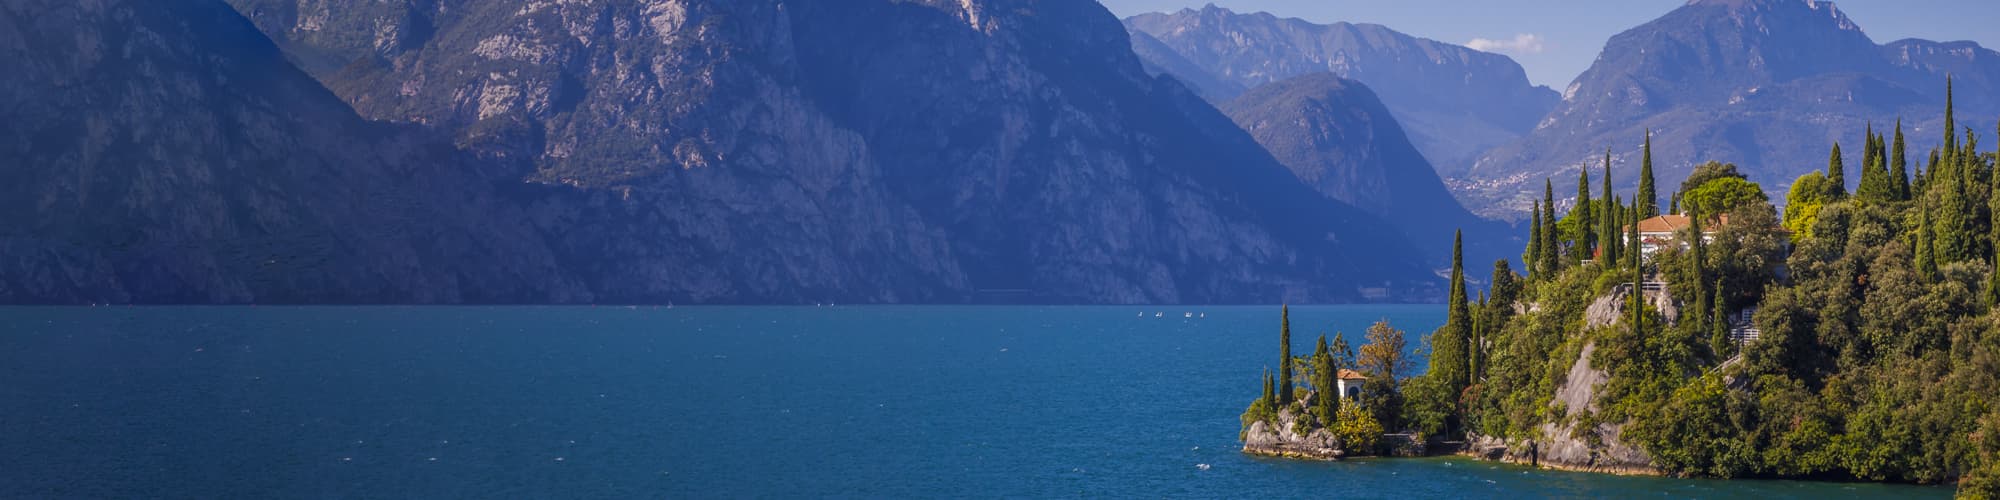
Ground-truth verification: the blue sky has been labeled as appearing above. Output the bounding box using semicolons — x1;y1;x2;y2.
1098;0;2000;89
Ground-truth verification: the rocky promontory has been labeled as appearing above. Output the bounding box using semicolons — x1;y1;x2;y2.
1241;407;1344;460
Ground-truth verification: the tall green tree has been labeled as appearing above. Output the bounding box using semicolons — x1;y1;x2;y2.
1937;155;1975;263
1526;200;1544;273
1600;150;1620;264
1279;304;1294;406
1471;291;1486;383
1988;230;2000;309
1262;368;1275;407
1918;201;1939;280
1432;231;1472;402
1992;123;2000;307
1709;278;1731;358
1628;208;1644;344
1826;142;1848;200
1892;119;1911;200
1859;125;1895;202
1574;166;1595;260
1312;334;1336;423
1639;131;1659;218
1541;181;1560;275
1916;149;1936;195
1945;76;1957;155
1489;259;1522;318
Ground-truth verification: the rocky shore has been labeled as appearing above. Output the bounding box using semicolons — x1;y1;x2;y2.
1461;433;1659;476
1241;409;1344;460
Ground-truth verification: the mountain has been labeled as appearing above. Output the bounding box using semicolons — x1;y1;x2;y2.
1123;5;1560;177
1220;73;1506;262
1465;0;2000;218
0;0;587;303
214;0;1442;304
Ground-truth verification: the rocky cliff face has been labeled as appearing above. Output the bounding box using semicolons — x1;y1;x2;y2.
1242;405;1343;460
0;0;587;303
206;0;1441;304
1123;6;1560;177
1465;0;2000;218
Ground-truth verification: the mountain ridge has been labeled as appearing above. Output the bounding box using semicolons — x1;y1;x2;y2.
1123;5;1559;178
207;0;1445;304
0;0;588;303
1464;0;1999;218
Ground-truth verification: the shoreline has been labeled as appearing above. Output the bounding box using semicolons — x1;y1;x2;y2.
1241;443;1343;461
1455;449;1663;476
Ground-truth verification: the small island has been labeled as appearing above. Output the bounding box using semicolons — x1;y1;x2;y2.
1243;79;2000;498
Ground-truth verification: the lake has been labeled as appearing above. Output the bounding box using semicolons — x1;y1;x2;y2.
0;305;1949;498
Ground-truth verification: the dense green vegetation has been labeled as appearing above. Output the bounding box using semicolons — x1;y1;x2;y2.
1248;78;2000;497
1447;78;2000;496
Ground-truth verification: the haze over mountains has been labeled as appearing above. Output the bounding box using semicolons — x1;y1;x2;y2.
0;0;586;303
1131;0;2000;220
1217;73;1507;268
5;0;1992;304
1126;5;1560;179
1466;0;2000;217
1;0;1447;304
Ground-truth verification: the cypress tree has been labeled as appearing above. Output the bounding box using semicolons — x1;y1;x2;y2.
1710;278;1731;357
1639;131;1658;218
1575;166;1594;260
1892;119;1910;200
1489;259;1520;324
1434;231;1472;400
1471;291;1486;382
1945;76;1957;155
1279;305;1294;406
1863;123;1878;172
1687;210;1710;346
1690;209;1709;287
1826;142;1847;200
1526;201;1543;273
1920;149;1940;195
1600;150;1619;264
1628;211;1644;343
1939;155;1975;263
1263;368;1275;407
1312;335;1335;422
1859;125;1895;202
1919;201;1940;280
1988;229;2000;308
1541;181;1560;274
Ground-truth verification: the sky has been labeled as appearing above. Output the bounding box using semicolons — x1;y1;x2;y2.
1097;0;2000;89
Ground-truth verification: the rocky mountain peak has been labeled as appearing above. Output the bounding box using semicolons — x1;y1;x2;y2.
1464;0;1996;219
204;0;1442;304
1124;8;1557;177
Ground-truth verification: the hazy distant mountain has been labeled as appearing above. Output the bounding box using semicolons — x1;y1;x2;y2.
1124;5;1560;177
217;0;1441;303
1465;0;2000;218
0;0;587;303
1221;73;1504;260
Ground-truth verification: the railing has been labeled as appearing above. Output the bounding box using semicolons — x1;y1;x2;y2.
1728;307;1761;345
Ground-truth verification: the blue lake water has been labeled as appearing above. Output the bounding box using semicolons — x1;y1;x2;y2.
0;305;1951;498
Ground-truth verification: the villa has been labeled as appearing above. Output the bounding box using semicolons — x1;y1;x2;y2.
1336;369;1367;399
1632;214;1724;257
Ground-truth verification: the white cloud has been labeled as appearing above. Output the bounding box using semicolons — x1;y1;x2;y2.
1466;34;1546;55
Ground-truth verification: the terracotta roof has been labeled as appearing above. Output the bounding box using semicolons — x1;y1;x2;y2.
1630;214;1727;234
1337;369;1367;380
